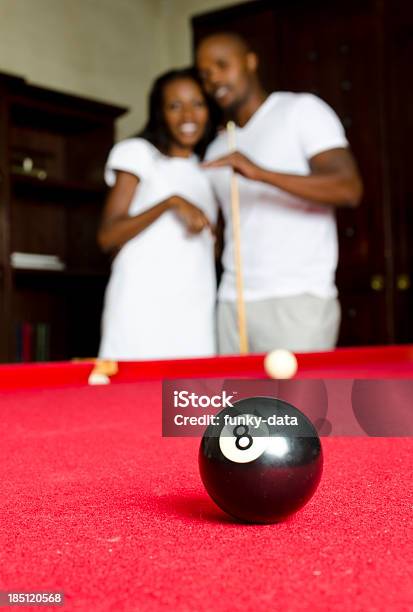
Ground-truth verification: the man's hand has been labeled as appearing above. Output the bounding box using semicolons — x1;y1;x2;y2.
169;195;213;234
203;152;260;181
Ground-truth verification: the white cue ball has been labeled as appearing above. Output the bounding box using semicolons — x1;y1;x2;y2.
88;372;110;385
264;349;298;379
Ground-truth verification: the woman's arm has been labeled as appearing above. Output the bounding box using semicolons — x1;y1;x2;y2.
97;171;212;253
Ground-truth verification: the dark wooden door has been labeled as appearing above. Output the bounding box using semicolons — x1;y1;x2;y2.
192;0;410;346
385;2;413;343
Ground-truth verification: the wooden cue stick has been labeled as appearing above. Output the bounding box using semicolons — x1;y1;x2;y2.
226;121;249;354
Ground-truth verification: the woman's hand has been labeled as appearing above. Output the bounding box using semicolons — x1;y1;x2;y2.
169;195;212;234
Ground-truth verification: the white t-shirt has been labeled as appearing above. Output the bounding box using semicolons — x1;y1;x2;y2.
99;138;217;360
205;92;349;301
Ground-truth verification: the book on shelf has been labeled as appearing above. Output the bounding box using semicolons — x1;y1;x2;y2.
22;322;33;362
10;252;66;271
15;322;50;362
35;323;50;362
15;323;22;362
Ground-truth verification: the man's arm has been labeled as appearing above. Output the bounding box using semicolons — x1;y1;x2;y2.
203;147;363;208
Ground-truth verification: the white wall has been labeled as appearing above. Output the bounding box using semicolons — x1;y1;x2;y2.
161;0;247;67
0;0;248;138
0;0;165;137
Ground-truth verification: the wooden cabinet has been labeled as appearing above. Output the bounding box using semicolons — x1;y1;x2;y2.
0;72;126;362
192;0;413;346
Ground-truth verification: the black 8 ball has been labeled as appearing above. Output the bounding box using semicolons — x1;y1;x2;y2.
199;396;323;523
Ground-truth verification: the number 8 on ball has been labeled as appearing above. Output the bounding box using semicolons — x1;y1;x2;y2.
199;396;323;524
219;415;270;463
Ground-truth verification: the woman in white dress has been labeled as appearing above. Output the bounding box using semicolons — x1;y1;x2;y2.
98;69;218;360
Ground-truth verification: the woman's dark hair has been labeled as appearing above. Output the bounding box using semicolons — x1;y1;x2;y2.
137;67;218;159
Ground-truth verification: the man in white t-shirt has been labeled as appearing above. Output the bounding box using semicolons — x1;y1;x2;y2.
196;32;363;354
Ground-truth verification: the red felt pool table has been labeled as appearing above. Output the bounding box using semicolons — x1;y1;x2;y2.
0;346;412;611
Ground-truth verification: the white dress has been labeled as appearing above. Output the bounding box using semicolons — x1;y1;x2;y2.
99;138;217;360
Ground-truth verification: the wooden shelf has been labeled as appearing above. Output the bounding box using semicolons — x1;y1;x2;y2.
11;173;107;198
12;267;109;278
0;70;126;362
